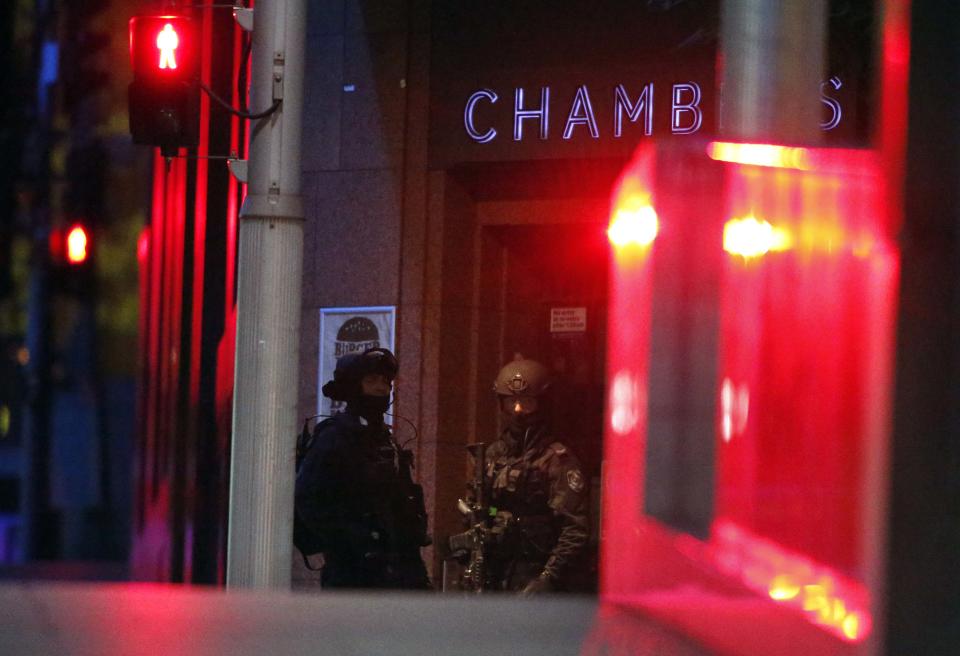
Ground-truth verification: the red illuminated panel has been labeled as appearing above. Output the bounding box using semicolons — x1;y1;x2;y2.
601;145;657;598
129;16;198;81
711;148;897;650
601;142;898;656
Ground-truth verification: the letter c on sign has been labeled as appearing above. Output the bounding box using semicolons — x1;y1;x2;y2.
464;89;498;143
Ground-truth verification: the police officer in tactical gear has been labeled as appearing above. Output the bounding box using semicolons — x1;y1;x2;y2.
481;356;590;594
294;347;431;589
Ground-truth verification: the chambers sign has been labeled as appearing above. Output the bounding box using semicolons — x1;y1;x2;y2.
462;78;844;143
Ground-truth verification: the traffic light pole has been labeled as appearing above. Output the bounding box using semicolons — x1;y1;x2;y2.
227;0;306;589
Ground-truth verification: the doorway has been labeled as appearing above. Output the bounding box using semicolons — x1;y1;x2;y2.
474;223;609;483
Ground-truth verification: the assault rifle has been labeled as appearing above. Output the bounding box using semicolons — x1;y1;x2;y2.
446;442;491;592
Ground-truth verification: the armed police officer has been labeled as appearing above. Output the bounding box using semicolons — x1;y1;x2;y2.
294;347;431;589
454;356;590;595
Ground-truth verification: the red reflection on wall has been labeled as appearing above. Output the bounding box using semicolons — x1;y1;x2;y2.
601;142;898;656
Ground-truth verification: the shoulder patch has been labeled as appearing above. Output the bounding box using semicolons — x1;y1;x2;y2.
566;468;585;493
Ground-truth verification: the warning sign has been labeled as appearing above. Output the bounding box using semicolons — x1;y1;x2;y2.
550;307;587;333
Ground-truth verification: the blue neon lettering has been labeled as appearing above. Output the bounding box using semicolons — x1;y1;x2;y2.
464;89;499;143
514;87;550;141
671;83;703;134
563;85;600;139
614;83;654;137
819;76;842;131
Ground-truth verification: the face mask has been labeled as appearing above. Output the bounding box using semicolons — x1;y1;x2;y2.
353;393;391;420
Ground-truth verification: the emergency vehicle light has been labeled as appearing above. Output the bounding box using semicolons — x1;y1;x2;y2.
708;142;812;171
722;215;791;258
607;200;659;248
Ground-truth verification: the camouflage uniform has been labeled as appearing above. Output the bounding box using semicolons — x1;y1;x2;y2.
483;421;590;591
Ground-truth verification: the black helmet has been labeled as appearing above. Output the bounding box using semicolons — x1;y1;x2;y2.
322;347;398;401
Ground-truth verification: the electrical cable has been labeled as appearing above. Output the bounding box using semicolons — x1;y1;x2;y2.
237;31;253;113
200;81;281;120
385;411;421;451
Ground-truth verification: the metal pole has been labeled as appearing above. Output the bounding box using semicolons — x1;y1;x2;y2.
22;0;58;562
227;0;306;589
719;0;827;143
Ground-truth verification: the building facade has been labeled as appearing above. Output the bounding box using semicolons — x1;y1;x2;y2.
133;0;874;585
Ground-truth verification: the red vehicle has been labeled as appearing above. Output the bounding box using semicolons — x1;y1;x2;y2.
600;140;898;656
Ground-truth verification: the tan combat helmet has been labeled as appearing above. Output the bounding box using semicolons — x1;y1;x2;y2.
493;355;552;397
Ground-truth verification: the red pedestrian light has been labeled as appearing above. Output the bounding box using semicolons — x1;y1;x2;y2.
156;23;179;70
128;15;199;156
66;224;89;265
129;16;197;81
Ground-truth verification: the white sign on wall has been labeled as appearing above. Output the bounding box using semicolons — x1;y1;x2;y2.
317;306;396;417
550;306;587;333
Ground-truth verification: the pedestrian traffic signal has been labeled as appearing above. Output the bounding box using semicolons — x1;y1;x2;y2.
128;15;199;157
50;222;94;269
65;225;89;265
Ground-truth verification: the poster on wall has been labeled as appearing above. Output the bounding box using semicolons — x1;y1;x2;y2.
317;306;396;417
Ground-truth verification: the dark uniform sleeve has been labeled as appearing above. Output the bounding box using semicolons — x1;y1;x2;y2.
294;423;383;557
542;446;590;581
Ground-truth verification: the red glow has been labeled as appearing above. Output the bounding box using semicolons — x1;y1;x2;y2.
708;142;812;170
710;520;872;643
137;230;150;262
720;377;749;443
609;370;644;435
157;24;179;70
723;215;790;257
66;225;89;264
608;199;658;248
602;142;897;655
130;16;196;82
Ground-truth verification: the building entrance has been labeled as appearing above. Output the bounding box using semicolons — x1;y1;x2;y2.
474;223;609;483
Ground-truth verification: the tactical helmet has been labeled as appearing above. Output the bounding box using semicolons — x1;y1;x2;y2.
322;347;398;400
493;356;552;397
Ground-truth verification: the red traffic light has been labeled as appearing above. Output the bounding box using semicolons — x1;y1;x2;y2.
49;223;92;266
157;24;180;70
128;15;200;155
66;224;89;265
129;15;197;81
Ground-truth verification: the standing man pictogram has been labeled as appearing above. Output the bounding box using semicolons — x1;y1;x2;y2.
157;23;178;70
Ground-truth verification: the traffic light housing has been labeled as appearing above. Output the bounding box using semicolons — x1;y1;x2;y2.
49;221;95;298
128;16;199;157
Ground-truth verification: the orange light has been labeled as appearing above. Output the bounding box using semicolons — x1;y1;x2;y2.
66;225;89;265
768;575;801;601
712;520;872;643
157;23;179;70
723;215;791;258
608;199;658;248
707;141;811;171
842;612;867;641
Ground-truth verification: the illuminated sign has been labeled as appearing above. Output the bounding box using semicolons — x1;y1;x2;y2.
464;78;844;143
156;23;179;70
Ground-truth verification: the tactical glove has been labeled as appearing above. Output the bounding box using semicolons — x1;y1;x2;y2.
520;572;554;597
